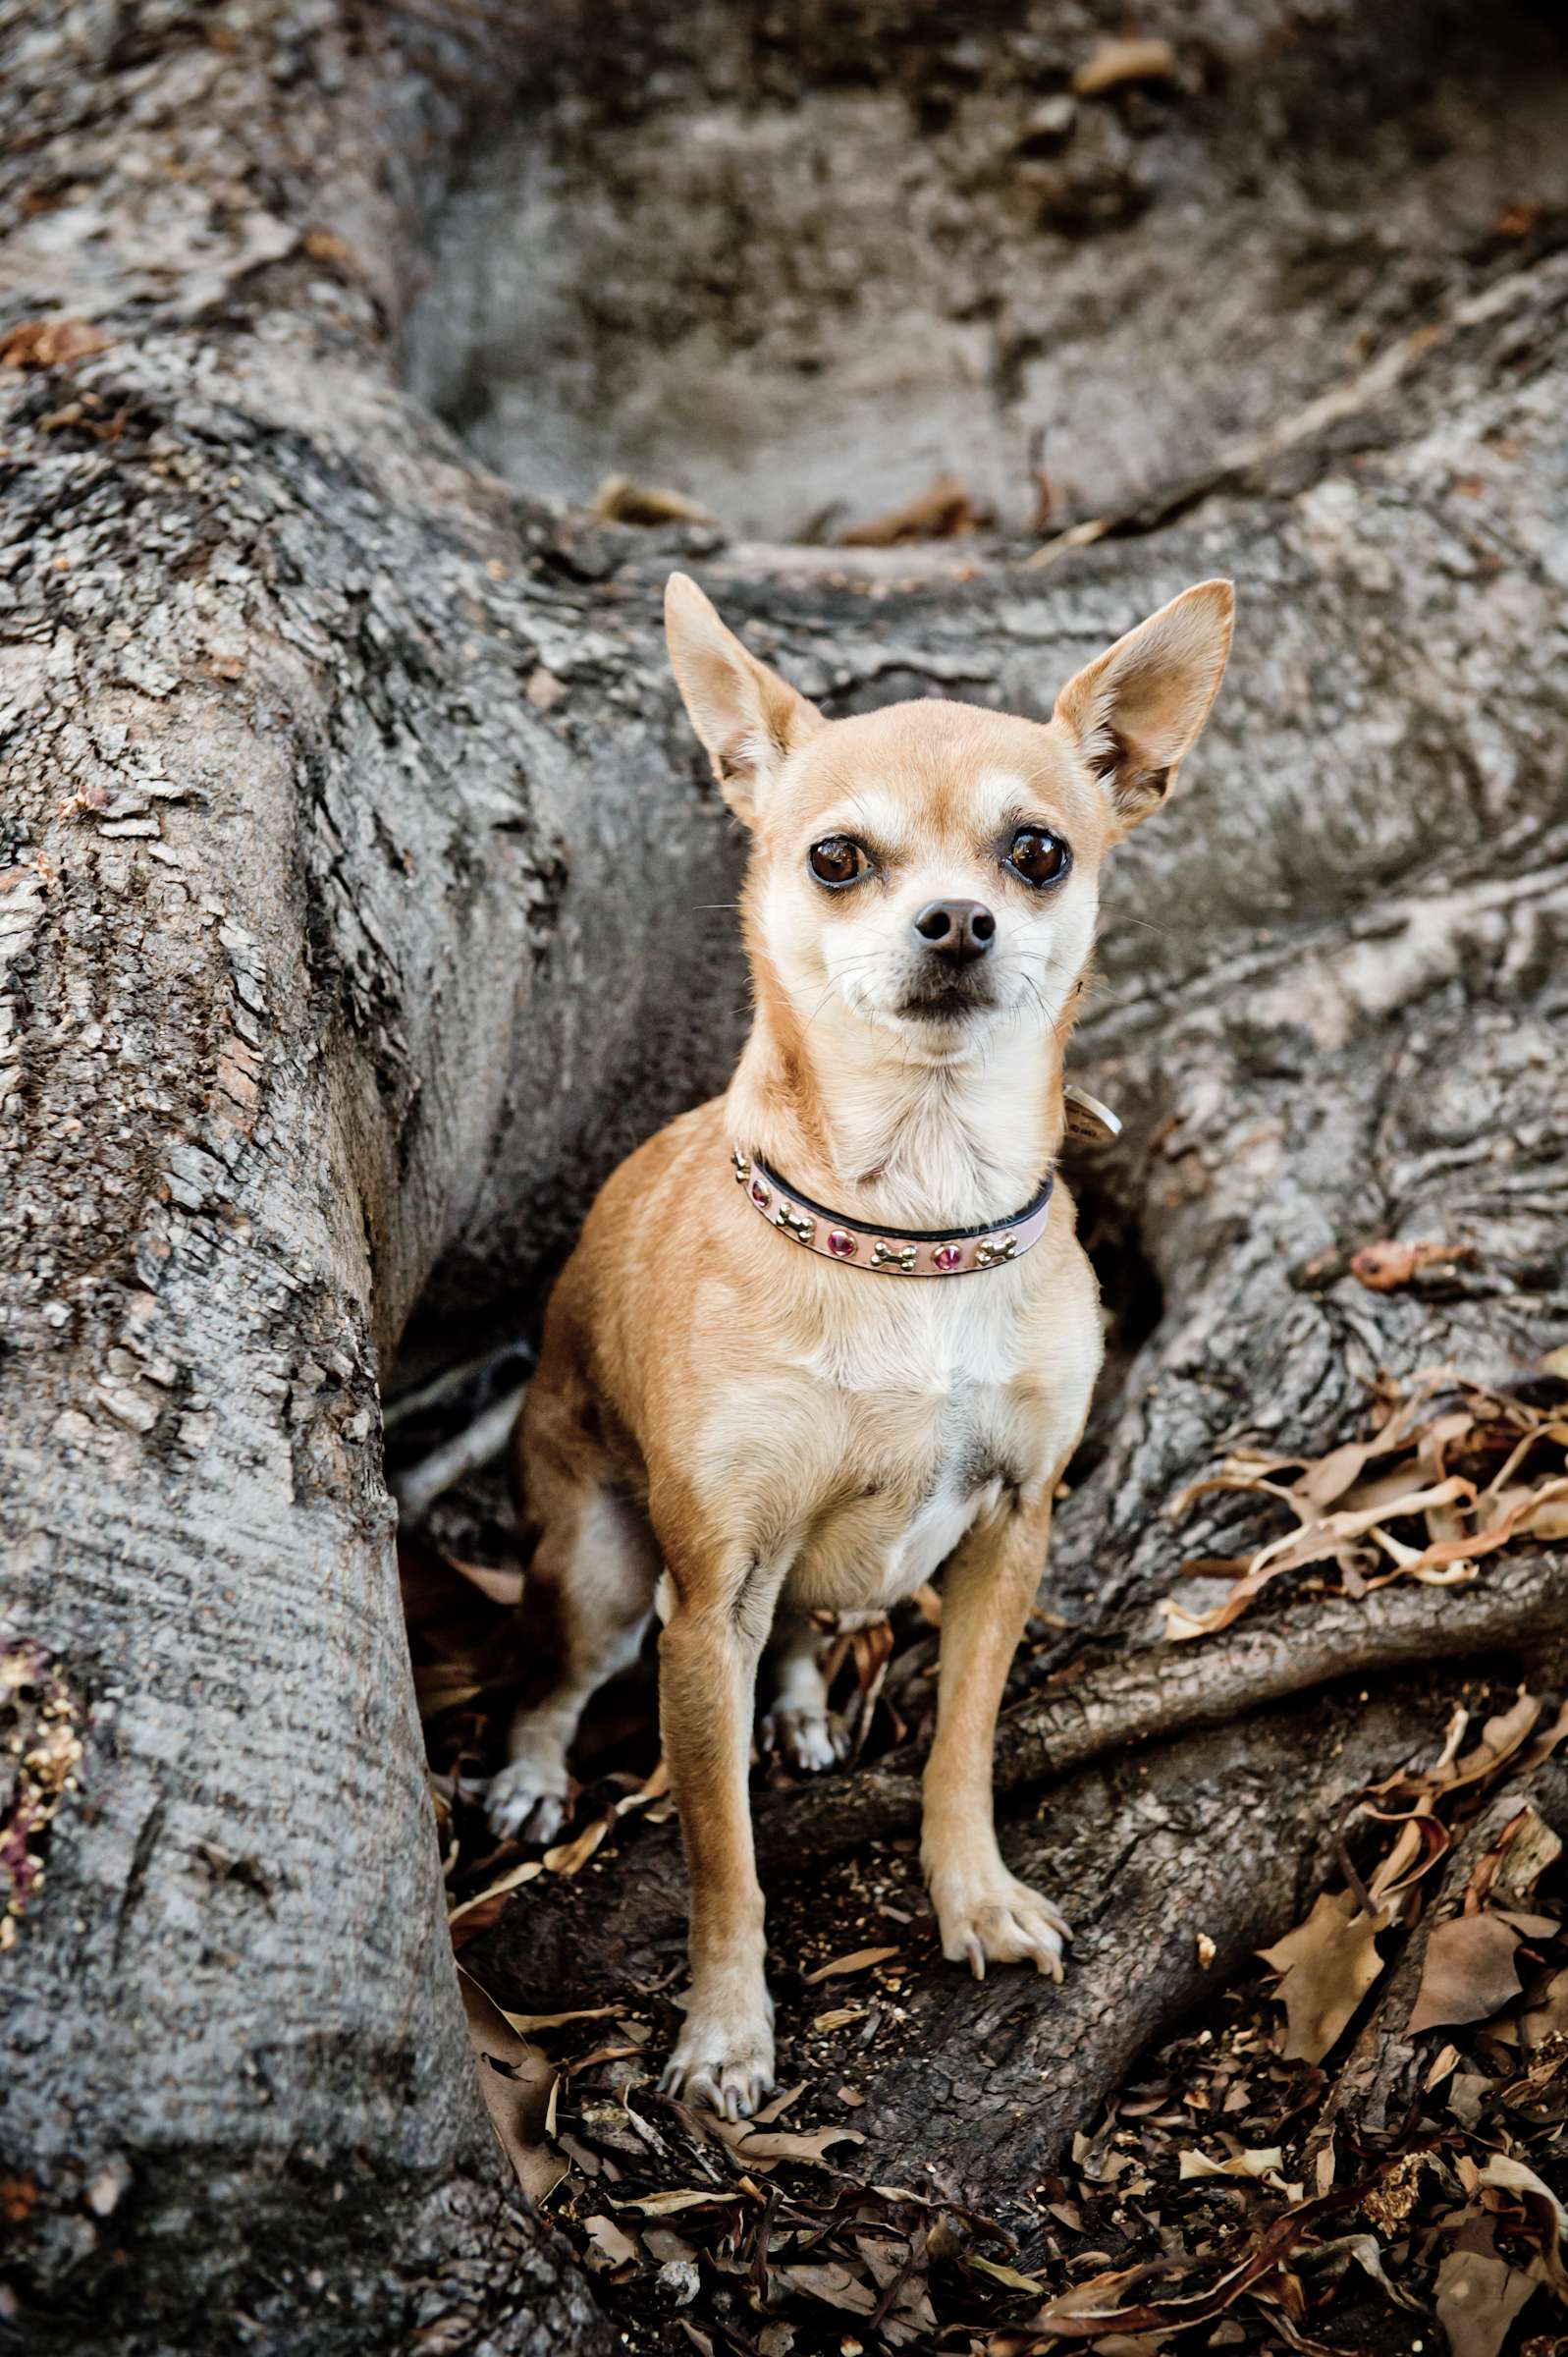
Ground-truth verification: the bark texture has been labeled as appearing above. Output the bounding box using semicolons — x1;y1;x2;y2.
1;2;1565;2350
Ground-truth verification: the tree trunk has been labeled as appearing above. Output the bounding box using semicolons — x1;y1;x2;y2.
2;3;1564;2349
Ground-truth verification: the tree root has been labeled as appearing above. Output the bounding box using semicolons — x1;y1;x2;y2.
758;1550;1564;1861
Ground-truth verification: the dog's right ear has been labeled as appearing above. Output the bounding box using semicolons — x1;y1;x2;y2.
665;573;824;825
1053;579;1234;832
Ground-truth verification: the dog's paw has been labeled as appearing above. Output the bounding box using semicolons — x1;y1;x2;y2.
932;1870;1071;1983
660;1999;776;2121
760;1701;846;1776
485;1755;569;1844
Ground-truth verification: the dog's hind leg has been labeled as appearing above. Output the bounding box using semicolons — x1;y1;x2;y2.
759;1611;845;1774
486;1392;658;1842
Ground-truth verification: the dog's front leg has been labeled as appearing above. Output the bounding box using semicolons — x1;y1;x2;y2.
921;1485;1071;1981
658;1572;778;2119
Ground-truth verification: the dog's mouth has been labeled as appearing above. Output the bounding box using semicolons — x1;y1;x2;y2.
896;976;999;1023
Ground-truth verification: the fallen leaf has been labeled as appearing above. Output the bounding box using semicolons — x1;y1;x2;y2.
542;1757;670;1875
708;2115;866;2169
447;1855;544;1946
1072;36;1179;95
838;474;973;547
963;2253;1047;2295
1492;1805;1564;1900
769;2261;879;2316
1426;2041;1462;2089
501;2001;619;2036
1179;2147;1302;2200
1033;2189;1362;2336
621;2189;734;2217
442;1554;525;1607
1407;1913;1523;2034
1259;1891;1387;2062
458;1967;567;2204
0;317;112;369
1446;2070;1492;2126
811;2003;865;2032
1521;1962;1568;2048
802;1946;900;1985
1434;2246;1538;2357
1476;2154;1568;2294
582;2212;639;2271
1301;2232;1428;2314
301;227;359;272
1162;1373;1568;1638
542;1816;610;1875
592;474;718;529
1350;1237;1470;1291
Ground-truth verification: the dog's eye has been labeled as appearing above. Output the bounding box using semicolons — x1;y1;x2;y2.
1006;827;1070;887
808;836;870;888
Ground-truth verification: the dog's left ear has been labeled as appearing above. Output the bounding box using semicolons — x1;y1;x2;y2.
666;572;824;825
1053;579;1234;829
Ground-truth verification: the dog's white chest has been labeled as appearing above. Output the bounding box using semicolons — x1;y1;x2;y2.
779;1279;1036;1614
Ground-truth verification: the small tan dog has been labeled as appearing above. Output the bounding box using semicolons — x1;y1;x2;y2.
487;570;1233;2116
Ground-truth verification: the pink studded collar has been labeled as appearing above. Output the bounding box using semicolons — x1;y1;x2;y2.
730;1149;1055;1278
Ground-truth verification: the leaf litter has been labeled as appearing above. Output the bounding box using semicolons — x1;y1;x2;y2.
391;1355;1568;2350
1162;1368;1568;1639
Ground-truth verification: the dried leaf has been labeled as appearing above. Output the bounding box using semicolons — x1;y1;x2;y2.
1407;1914;1523;2034
964;2254;1047;2295
769;2260;880;2315
1259;1891;1387;2062
1301;2232;1428;2314
1350;1237;1470;1291
1033;2191;1355;2334
1162;1374;1568;1638
442;1554;525;1607
1072;36;1179;95
621;2189;734;2217
708;2114;865;2169
501;2002;618;2036
1483;1804;1563;1906
591;474;719;529
1476;2154;1568;2294
811;2003;864;2032
838;474;974;547
542;1757;670;1875
802;1946;900;1985
543;1816;610;1875
1179;2147;1302;2199
1521;1963;1568;2049
458;1968;567;2204
0;317;112;369
582;2212;639;2272
448;1856;544;1947
1434;2247;1538;2357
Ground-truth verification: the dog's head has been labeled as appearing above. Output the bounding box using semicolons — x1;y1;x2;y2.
666;572;1232;1064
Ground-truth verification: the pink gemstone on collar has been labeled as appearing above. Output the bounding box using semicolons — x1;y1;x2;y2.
933;1244;963;1272
827;1230;856;1259
750;1179;771;1209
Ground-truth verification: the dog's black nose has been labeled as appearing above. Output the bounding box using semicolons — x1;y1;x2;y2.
913;899;996;964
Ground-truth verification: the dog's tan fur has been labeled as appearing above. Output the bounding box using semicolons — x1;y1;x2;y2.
487;571;1234;2116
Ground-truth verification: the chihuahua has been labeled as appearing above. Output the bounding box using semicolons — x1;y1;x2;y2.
486;570;1233;2116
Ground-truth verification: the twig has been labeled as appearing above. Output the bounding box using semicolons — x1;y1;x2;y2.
393;1384;528;1521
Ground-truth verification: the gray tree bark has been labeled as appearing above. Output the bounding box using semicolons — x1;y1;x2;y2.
2;2;1564;2350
